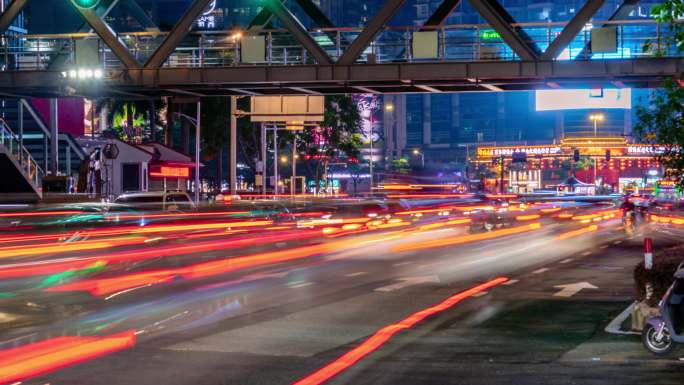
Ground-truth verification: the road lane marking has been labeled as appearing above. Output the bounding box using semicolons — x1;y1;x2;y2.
614;240;623;245
291;277;509;385
360;235;401;245
553;282;598;297
502;279;519;286
560;259;573;264
532;268;549;274
393;261;413;267
600;245;609;249
375;276;440;292
472;292;488;297
581;251;592;256
289;282;313;289
345;272;367;278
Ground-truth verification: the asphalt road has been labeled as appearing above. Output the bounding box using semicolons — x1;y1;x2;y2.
0;201;681;385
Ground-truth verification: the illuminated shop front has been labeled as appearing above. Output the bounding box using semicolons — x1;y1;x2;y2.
476;136;666;194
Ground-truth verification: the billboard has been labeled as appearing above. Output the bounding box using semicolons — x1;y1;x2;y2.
535;89;631;111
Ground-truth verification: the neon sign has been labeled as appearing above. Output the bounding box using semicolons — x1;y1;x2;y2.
150;166;190;178
627;146;666;155
481;30;501;40
478;146;562;157
196;0;217;29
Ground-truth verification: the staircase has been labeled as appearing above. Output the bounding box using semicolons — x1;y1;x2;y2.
0;99;85;177
0;120;43;202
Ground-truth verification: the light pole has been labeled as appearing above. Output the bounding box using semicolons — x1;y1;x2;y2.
174;105;201;204
589;113;605;186
589;113;604;137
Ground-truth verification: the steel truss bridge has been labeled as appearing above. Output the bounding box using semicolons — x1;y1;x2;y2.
0;0;681;97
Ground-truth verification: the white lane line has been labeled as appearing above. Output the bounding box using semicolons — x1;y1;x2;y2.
393;261;413;267
600;245;609;249
614;240;623;245
345;272;367;277
503;279;519;286
360;235;401;245
289;282;313;289
560;259;573;264
581;251;592;256
472;292;488;298
532;268;550;274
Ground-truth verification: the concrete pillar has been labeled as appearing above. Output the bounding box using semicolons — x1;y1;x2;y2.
555;111;564;142
17;100;23;163
230;96;237;195
624;109;632;137
49;98;58;175
422;94;431;146
99;101;108;137
165;97;174;147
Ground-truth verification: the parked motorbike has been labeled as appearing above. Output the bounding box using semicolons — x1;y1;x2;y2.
642;267;684;356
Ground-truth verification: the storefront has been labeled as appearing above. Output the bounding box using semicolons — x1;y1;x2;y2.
476;136;666;194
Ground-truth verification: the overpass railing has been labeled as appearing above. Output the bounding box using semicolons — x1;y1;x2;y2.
0;18;678;71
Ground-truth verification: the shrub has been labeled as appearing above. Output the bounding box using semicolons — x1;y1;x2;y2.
634;245;684;306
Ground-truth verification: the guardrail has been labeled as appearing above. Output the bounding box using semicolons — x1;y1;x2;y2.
0;18;678;70
0;120;44;188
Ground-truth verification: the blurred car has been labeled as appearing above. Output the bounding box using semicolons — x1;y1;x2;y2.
114;191;195;211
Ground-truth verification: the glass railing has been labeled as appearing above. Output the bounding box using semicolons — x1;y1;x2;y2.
0;120;44;188
0;18;680;70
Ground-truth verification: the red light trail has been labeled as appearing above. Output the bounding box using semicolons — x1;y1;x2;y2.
291;277;509;385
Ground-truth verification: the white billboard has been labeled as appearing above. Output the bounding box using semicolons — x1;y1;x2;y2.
535;89;631;111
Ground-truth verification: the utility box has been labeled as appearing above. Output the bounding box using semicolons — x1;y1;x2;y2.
591;27;617;53
412;31;438;59
241;35;266;63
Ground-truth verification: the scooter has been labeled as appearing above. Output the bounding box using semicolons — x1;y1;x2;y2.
642;267;684;356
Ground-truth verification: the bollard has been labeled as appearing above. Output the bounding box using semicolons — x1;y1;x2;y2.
644;237;653;270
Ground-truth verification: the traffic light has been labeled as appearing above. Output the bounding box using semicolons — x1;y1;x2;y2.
605;150;611;162
573;149;580;162
72;0;101;9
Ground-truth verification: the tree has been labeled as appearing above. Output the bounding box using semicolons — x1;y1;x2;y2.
634;1;684;189
300;95;362;193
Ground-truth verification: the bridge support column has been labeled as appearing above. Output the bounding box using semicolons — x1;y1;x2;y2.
49;98;58;176
230;96;237;196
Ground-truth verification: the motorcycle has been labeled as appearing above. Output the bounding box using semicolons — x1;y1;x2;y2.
623;210;636;236
642;267;684;356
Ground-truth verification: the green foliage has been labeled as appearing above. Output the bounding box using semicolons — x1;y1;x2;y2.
634;78;684;189
651;1;684;53
391;157;410;174
200;97;230;160
634;1;684;189
574;157;594;171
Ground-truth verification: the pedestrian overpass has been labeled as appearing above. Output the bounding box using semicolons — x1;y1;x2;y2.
0;0;680;97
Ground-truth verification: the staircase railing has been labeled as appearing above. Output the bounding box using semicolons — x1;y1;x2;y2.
0;119;44;189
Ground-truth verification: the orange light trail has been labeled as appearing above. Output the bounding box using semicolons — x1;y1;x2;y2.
0;230;323;279
45;229;415;296
0;236;149;259
392;223;542;253
386;194;474;199
556;224;599;240
0;330;135;384
0;210;84;218
0;220;273;245
516;214;541;221
291;277;509;385
106;210;249;220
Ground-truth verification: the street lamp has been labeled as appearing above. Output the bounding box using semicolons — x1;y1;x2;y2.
385;103;394;112
589;113;605;137
174;105;201;205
